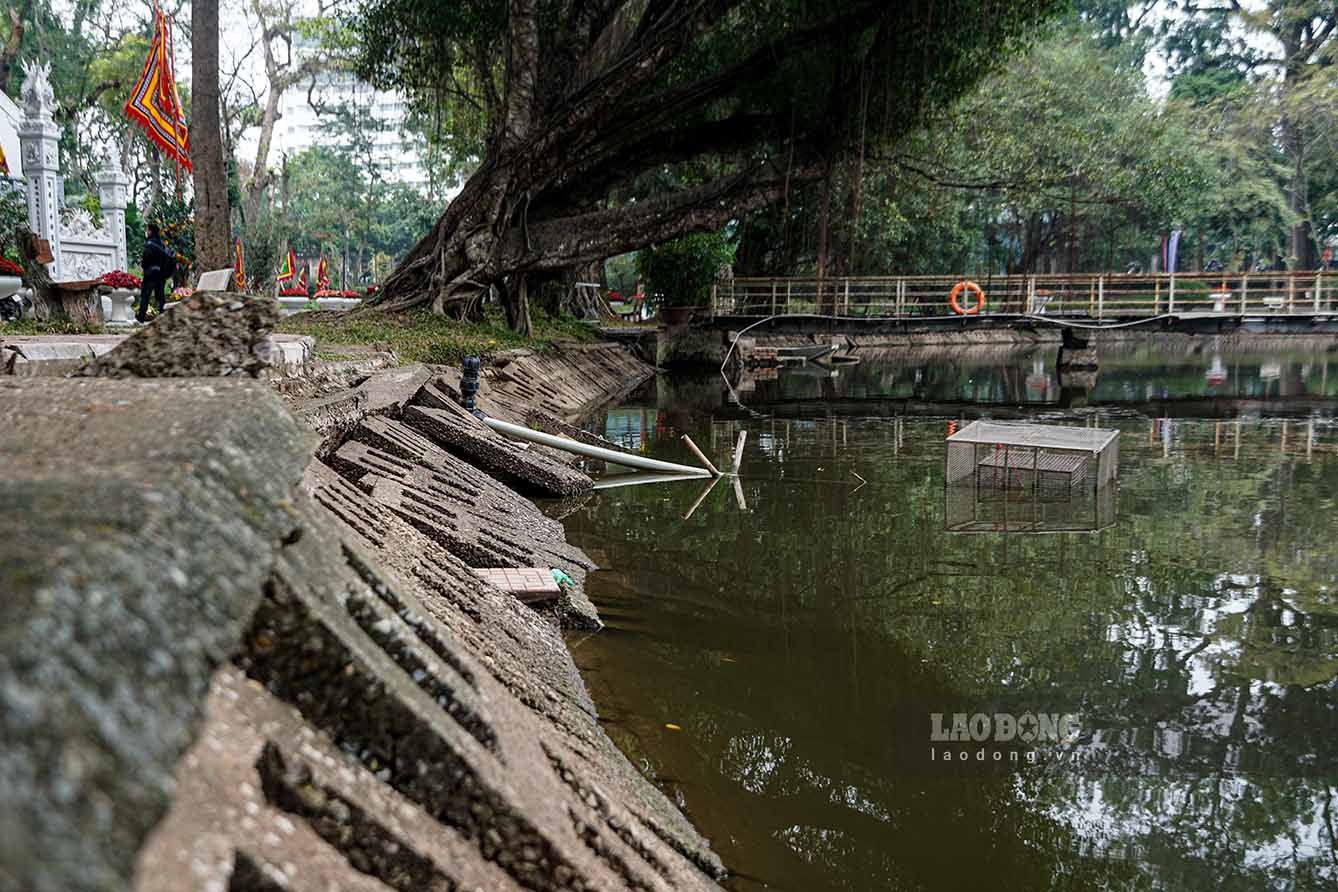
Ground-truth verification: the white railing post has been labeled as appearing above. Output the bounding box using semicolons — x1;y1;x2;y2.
1289;273;1296;313
771;280;777;316
1097;275;1104;320
785;280;792;315
843;278;850;315
1315;273;1322;313
1241;275;1248;314
710;283;717;318
1168;273;1176;315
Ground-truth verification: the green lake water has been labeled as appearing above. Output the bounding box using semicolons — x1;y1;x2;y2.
559;342;1338;891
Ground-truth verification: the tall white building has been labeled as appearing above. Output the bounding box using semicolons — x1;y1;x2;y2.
270;67;431;193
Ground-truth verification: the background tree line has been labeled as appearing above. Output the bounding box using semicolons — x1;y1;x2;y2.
729;0;1338;279
6;1;1338;309
0;0;449;290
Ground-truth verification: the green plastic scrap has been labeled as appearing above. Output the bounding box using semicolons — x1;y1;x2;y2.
551;568;575;587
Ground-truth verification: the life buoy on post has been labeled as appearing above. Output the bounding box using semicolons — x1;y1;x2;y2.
949;280;985;315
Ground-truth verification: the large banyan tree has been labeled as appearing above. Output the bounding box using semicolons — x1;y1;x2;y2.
354;0;1061;330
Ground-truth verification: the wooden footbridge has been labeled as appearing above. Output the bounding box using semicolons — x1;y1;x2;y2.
707;272;1338;331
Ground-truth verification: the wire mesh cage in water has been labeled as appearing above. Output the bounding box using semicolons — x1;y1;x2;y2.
944;420;1120;533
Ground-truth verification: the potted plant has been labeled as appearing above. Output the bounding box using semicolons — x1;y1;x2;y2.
0;257;22;303
636;231;735;325
98;269;143;325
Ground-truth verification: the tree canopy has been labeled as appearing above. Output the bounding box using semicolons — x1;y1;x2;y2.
349;0;1065;329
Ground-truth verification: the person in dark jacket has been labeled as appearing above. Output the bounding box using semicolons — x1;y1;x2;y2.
136;222;175;323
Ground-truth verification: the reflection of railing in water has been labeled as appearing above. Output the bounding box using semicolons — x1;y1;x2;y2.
706;415;1338;471
712;272;1338;320
1148;417;1337;462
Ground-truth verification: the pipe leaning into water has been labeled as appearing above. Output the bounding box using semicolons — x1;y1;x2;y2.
481;416;714;477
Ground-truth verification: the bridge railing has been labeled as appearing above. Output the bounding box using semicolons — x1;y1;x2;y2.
711;272;1338;319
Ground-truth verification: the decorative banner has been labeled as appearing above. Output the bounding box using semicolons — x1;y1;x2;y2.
298;263;308;291
0;143;8;177
276;247;296;283
124;3;191;172
316;254;330;291
233;238;245;290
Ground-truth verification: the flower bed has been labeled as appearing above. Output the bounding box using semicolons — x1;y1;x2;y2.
0;258;22;277
278;287;310;297
314;289;362;299
99;269;142;290
171;286;194;302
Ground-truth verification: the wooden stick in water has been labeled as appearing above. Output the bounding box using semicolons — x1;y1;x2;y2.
683;475;721;520
732;430;748;475
681;434;722;477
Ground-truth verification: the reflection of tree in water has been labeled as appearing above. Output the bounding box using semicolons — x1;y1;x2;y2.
745;348;1338;408
567;413;1338;890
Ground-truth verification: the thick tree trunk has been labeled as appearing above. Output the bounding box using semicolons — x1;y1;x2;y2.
247;88;282;221
0;2;29;97
17;226;103;324
357;0;1003;329
815;160;833;312
191;0;232;274
1281;22;1315;271
1283;116;1312;269
505;274;534;336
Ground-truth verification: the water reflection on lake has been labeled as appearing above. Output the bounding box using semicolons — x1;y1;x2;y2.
560;342;1338;892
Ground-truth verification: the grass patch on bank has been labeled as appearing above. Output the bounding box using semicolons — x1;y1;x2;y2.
0;320;107;336
276;308;599;365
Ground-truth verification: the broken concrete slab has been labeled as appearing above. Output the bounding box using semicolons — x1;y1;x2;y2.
7;342;722;892
434;343;653;423
405;399;593;498
0;378;312;892
296;362;432;457
72;292;280;378
216;480;724;891
271;351;398;403
328;418;600;627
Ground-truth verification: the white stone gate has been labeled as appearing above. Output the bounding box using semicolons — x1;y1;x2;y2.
12;61;128;282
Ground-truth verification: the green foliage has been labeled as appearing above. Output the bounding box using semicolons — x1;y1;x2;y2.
275;308;595;365
240;211;281;293
281;142;440;288
604;253;639;294
123;202;146;267
146;188;195;285
0;188;27;260
349;0;1066;304
637;232;735;306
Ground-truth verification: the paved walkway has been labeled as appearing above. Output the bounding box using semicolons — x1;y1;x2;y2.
1;333;313;373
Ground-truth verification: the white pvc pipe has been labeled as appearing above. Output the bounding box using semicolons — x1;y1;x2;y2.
593;472;712;490
481;416;713;477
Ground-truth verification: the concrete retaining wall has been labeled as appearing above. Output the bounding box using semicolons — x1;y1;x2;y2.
2;343;727;892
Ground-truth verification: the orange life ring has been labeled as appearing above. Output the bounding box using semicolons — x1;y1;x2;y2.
949;280;985;315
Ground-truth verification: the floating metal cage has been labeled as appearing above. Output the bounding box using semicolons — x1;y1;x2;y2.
944;420;1120;533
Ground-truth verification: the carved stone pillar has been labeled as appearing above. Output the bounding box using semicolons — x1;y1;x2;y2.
96;163;130;272
17;61;61;279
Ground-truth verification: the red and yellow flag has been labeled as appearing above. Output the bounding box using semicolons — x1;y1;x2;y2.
0;143;9;177
233;238;245;290
124;4;191;172
316;255;330;291
298;264;308;291
276;248;296;283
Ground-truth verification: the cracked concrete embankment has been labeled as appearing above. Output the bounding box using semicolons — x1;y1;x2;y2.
2;339;726;892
